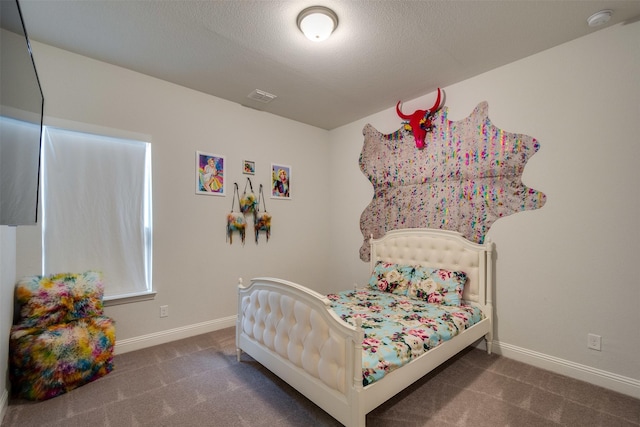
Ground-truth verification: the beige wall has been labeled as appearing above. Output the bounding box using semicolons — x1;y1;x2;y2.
329;21;640;394
15;41;332;343
0;227;16;417
2;20;638;407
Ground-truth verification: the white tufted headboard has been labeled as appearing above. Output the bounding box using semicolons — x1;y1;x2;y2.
369;228;493;305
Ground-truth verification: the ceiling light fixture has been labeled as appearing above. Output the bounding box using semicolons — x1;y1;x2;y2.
587;9;613;27
297;6;338;42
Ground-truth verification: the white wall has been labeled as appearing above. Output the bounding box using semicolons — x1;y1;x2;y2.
0;227;16;420
15;42;332;346
329;21;640;396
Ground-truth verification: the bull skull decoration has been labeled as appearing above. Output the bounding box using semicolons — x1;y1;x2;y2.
396;88;443;149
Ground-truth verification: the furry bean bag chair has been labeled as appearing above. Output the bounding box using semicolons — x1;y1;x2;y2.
9;271;115;400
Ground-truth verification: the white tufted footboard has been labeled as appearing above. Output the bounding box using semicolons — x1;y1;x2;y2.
236;277;366;426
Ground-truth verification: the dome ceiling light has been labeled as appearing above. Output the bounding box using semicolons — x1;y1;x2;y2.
297;6;338;42
587;9;613;27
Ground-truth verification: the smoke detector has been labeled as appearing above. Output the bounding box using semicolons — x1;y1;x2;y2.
587;9;612;27
247;89;277;104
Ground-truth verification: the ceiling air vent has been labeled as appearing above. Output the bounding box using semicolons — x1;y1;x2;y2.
247;89;277;104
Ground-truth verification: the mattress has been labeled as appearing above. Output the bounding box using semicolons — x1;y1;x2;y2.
328;289;484;386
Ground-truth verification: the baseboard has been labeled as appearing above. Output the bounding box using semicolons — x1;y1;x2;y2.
111;319;639;400
493;340;640;399
114;315;236;354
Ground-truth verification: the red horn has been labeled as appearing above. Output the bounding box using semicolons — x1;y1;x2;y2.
428;88;442;112
396;101;411;120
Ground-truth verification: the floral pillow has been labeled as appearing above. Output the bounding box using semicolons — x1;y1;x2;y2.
368;262;414;295
408;267;467;306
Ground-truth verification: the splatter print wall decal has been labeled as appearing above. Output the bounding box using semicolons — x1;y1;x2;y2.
359;101;546;261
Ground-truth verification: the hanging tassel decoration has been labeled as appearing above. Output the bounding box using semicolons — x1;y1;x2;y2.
239;177;257;214
227;183;246;244
254;184;271;243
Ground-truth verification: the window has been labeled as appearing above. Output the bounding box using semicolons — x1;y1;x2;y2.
42;127;152;301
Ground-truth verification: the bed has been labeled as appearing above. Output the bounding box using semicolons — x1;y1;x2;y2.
236;228;494;426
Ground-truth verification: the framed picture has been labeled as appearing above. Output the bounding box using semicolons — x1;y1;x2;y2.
271;163;291;199
196;151;225;196
243;160;255;175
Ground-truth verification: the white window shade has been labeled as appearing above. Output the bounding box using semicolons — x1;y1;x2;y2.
42;127;152;298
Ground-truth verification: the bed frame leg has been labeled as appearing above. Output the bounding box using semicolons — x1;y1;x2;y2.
349;411;366;427
236;348;242;362
485;334;493;355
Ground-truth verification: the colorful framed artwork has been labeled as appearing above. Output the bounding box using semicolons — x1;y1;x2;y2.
243;160;255;175
271;163;291;199
196;151;225;196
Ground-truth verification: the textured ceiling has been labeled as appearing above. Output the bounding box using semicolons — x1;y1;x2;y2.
16;0;640;130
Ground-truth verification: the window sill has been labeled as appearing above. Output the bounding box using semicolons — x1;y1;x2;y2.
104;291;156;307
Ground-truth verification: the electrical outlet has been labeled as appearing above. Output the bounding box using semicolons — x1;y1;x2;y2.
587;333;601;351
160;305;169;318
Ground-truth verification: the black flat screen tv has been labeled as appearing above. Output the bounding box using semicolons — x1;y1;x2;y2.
1;0;44;226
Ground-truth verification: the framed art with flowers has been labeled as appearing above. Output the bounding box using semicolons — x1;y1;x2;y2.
243;160;255;175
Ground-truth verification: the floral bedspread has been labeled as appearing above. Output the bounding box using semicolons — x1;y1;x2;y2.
327;289;483;386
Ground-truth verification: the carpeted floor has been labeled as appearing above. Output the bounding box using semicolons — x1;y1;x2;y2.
2;327;639;426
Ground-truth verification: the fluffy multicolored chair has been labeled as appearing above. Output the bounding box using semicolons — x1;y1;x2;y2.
9;271;115;400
